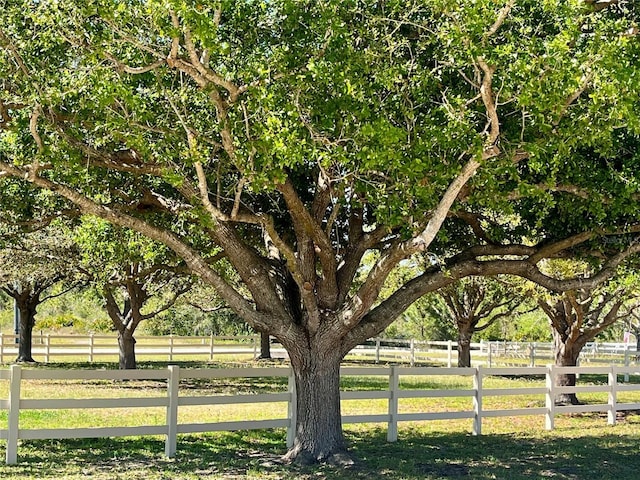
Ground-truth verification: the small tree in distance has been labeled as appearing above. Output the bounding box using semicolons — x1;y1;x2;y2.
75;217;193;369
433;276;530;367
0;227;83;362
536;262;638;404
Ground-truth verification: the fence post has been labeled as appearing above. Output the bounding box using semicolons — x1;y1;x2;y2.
286;368;296;448
545;365;555;431
624;347;630;382
165;365;179;457
169;335;174;362
447;341;453;368
45;334;51;363
529;343;535;368
375;338;381;363
488;342;493;368
410;339;415;367
608;366;617;426
387;365;399;442
89;333;95;363
209;334;215;361
6;364;22;465
0;333;4;364
473;367;482;436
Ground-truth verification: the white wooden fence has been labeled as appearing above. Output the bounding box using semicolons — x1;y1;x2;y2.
1;364;639;464
0;333;265;363
351;338;639;369
3;333;637;368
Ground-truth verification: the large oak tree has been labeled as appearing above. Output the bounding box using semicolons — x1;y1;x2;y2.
1;0;639;462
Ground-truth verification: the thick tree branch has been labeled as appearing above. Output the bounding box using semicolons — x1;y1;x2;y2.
0;159;290;334
342;241;640;353
337;158;481;331
279;179;338;298
477;58;500;157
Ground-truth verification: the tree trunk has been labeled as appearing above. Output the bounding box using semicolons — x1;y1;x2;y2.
16;308;36;363
257;330;272;359
553;331;581;405
16;302;37;363
457;327;473;368
118;331;137;370
283;342;348;465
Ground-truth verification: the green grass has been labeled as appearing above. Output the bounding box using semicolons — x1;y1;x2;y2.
2;422;640;479
0;360;639;479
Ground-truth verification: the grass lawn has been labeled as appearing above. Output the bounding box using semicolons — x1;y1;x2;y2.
0;360;638;479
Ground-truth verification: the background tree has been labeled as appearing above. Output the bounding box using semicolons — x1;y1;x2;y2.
433;276;529;367
1;0;639;463
0;227;82;362
75;217;193;369
627;304;640;359
536;262;637;404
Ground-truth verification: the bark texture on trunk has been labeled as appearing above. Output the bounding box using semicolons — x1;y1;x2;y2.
17;308;36;363
553;331;581;405
283;341;347;464
16;300;38;363
118;331;137;370
457;328;473;368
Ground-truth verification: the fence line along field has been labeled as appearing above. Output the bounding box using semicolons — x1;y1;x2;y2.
1;363;639;465
1;333;638;369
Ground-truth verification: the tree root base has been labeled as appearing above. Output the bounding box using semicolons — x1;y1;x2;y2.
283;448;355;467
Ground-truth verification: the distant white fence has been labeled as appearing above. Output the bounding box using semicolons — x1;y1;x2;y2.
0;333;266;363
351;338;639;369
1;364;639;464
0;333;638;369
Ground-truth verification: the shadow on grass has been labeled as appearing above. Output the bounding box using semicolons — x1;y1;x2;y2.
2;427;640;480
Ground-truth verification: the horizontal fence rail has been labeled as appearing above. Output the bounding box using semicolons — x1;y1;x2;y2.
0;333;267;364
1;333;637;369
0;364;639;464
